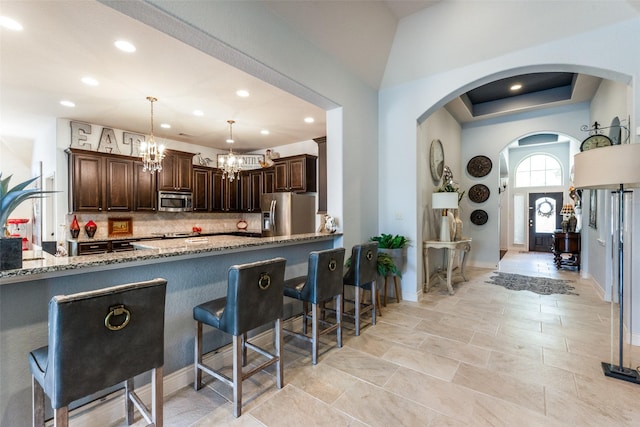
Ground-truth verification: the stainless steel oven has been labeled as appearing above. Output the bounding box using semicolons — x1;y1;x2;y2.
158;191;193;212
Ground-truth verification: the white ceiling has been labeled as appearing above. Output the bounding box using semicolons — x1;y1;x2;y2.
0;0;435;154
0;0;612;155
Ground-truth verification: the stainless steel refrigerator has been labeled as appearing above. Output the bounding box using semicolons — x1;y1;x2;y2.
260;192;316;236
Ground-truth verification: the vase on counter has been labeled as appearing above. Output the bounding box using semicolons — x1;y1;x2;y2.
85;220;97;238
70;215;80;238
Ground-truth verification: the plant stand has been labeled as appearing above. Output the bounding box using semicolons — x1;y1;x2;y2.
382;274;401;306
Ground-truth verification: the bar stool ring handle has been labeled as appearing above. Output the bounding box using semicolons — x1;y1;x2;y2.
105;305;131;331
259;273;271;290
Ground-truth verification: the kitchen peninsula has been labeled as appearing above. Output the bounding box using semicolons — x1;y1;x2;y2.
0;232;340;425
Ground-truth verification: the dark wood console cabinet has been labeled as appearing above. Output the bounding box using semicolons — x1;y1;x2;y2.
552;231;580;270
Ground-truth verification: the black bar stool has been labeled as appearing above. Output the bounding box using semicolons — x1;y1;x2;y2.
283;247;345;364
193;258;286;417
28;278;168;427
343;242;379;336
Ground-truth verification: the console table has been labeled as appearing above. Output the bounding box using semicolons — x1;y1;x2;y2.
423;238;472;295
552;231;580;270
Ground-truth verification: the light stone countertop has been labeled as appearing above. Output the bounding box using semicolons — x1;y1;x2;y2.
0;233;341;284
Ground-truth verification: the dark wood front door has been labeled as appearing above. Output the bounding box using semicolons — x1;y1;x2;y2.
528;192;563;252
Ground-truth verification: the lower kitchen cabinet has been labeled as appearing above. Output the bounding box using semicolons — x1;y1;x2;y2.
69;239;137;256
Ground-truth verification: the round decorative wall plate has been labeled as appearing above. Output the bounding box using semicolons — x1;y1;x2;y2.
467;155;492;178
468;184;490;203
470;209;488;225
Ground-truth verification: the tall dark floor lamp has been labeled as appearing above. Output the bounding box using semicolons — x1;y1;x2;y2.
574;143;640;384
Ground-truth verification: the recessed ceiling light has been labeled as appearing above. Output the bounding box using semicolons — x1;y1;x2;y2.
160;123;171;129
510;84;522;91
0;16;23;31
236;89;250;97
260;129;270;135
304;117;315;123
81;76;99;86
60;100;75;108
193;110;204;117
114;40;136;53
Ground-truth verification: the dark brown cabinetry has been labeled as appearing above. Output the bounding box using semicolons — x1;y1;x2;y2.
552;231;580;270
192;166;211;212
70;151;102;211
211;169;240;212
69;149;161;213
105;157;133;212
70;239;136;256
133;161;157;211
273;154;317;192
241;169;264;212
157;150;194;192
263;168;275;194
68;149;132;212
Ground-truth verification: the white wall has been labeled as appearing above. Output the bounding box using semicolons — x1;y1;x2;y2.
507;141;572;249
459;106;588;268
379;2;640;334
0;137;33;221
587;79;631;300
413;108;462;299
110;0;379;251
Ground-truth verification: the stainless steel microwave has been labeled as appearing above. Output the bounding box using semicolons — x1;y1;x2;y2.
158;191;193;212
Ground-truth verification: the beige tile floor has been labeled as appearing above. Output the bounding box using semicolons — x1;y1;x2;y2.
119;251;640;426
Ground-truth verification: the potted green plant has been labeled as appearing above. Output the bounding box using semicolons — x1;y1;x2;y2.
1;173;54;270
344;252;401;278
370;233;410;273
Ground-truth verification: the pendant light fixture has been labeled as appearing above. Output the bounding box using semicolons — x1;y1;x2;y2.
140;96;165;173
218;119;243;181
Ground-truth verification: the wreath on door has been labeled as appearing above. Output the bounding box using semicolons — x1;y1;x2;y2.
537;199;554;218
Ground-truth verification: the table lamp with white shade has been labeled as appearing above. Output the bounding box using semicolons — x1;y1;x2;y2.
574;142;640;384
432;192;458;242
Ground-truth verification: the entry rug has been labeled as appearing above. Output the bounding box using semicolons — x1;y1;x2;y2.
485;272;578;296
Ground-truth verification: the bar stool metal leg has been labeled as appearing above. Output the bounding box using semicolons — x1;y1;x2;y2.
195;322;203;390
232;335;242;418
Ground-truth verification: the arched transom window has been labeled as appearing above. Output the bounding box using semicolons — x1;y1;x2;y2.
515;154;562;187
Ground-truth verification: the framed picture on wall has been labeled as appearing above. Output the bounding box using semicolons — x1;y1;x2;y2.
589;190;597;229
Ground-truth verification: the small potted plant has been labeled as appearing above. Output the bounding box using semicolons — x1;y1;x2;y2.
370;233;410;273
1;173;55;270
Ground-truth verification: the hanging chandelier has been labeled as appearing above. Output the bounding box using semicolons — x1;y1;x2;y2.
140;96;165;173
218;119;243;181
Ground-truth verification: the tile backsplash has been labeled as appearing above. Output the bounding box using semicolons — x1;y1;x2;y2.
66;212;261;240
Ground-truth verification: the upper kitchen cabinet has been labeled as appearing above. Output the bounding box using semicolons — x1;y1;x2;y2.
68;149;133;212
273;154;317;192
133;161;157;211
263;167;275;194
212;169;240;212
240;169;264;212
157;150;194;192
192;166;211;212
